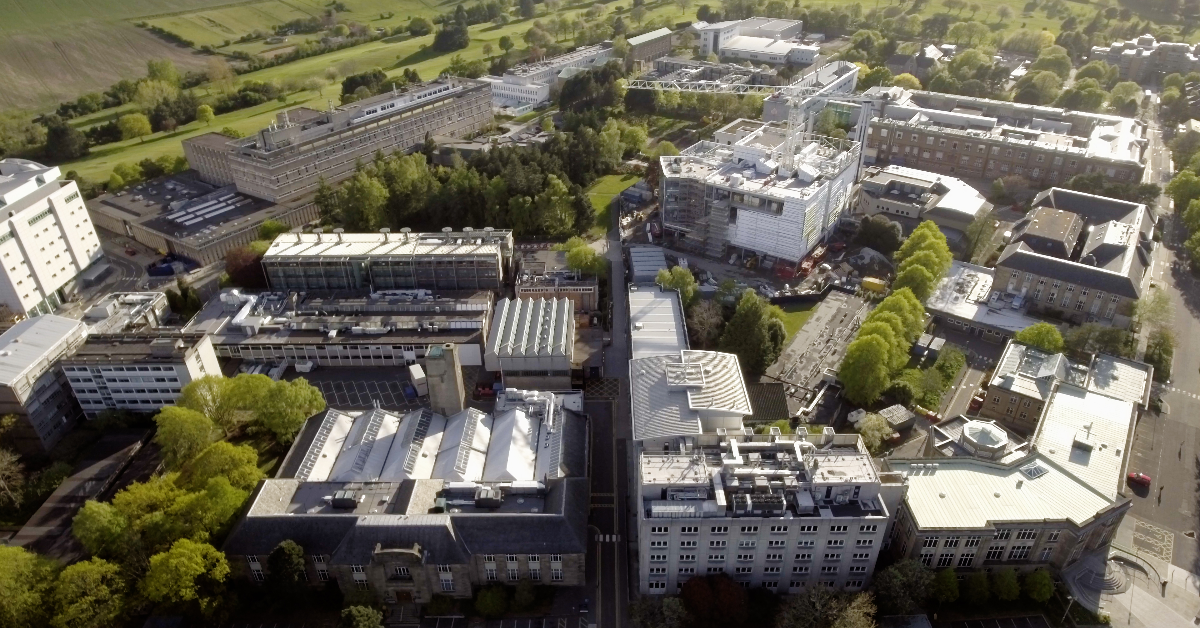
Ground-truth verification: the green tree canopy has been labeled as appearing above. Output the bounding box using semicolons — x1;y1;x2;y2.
892;73;922;89
931;568;959;605
50;558;125;628
267;540;307;601
182;441;264;492
991;568;1020;601
839;334;893;405
656;266;700;309
341;606;384;628
856;413;892;455
0;545;58;628
1023;568;1054;603
873;559;932;614
718;290;786;378
140;538;230;615
153;406;214;470
964;571;990;605
254;378;327;444
1014;322;1064;353
475;585;510;618
118;113;153;142
893;263;938;301
257;219;290;241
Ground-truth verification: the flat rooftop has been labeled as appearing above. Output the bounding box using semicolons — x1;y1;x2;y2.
630;350;751;441
1033;385;1135;501
628;285;688;360
889;455;1121;530
88;176;280;248
62;333;209;364
925;261;1041;333
0;315;86;387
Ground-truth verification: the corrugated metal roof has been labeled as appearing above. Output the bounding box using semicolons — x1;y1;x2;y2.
487;297;573;359
263;231;506;259
630;350;751;441
628;27;672;46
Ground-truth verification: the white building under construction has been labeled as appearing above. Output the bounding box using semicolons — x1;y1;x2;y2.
658;119;859;273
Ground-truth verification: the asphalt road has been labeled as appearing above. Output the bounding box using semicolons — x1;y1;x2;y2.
1123;111;1200;574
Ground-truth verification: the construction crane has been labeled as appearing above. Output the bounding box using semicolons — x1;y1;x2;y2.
627;69;890;174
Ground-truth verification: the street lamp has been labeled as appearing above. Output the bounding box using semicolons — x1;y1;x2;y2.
1060;595;1074;625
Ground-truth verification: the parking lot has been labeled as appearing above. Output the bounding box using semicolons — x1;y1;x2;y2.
935;616;1051;628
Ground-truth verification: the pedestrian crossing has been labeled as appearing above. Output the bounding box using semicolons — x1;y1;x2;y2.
596;534;621;543
1165;386;1200;400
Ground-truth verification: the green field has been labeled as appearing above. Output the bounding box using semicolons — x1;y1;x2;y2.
146;0;447;48
586;174;640;239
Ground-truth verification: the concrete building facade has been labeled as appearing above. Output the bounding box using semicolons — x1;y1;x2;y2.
184;78;493;203
0;315;88;453
485;297;575;390
515;249;599;312
696;18;816;66
855;165;991;235
0;159;104;317
1089;34;1200;82
479;44;611;109
628;28;675;64
61;333;221;418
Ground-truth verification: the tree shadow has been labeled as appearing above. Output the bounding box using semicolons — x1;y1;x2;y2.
393;45;447;68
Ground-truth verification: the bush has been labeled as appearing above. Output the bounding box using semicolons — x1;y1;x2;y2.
475;585;509;619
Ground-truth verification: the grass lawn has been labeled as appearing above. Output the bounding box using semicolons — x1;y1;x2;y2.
585;173;640;239
777;302;818;344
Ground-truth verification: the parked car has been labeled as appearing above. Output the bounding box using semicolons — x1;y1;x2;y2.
968;394;985;411
1127;472;1152;487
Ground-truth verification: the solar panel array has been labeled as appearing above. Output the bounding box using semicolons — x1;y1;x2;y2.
296;411;340;480
454;409;483;474
164;192;253;227
402;409;434;473
350;408;387;474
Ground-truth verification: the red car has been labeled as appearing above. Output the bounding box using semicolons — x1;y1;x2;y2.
968;394;985;411
1127;472;1152;487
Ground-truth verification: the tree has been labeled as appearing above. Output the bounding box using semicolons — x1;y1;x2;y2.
774;587;848;628
892;73;922;90
565;244;604;276
408;17;433;36
341;606;384;628
519;0;537;18
681;574;748;628
0;448;25;508
182;441;264;492
873;559;932;614
154;406;214;470
656;266;700;309
1014;322;1064;353
118;113;153;143
931;568;959;605
499;35;514;53
991;568;1020;602
893;263;938;301
719;290;786;378
1023;568;1054;603
860;66;894;89
196;104;215;126
654;140;680;156
43;115;89;160
839;334;893;405
476;585;510;618
854;215;903;255
140;539;230;615
254;378;327;444
147;59;182;86
964;571;990;605
1136;286;1174;335
996;5;1013;22
72;500;133;561
50;558;125;628
688;299;726;349
856;413;891;455
267;540;307;600
258;219;291;241
1109;81;1143;111
0;546;58;628
179;376;245;437
342;171;389;230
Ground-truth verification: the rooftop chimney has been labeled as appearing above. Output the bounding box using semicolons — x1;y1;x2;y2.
380;227;391;242
333;227;344;242
442;226;453;242
401;226;411;243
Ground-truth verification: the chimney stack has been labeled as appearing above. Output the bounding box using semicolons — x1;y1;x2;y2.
426;343;465;416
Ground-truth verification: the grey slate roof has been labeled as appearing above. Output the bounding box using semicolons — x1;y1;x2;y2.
1032;188;1142;224
454;478;589;555
996;241;1144;299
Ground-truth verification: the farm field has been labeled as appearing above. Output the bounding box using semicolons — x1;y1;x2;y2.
145;0;448;49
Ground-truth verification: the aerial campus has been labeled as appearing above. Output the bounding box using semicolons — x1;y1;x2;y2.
3;3;1200;628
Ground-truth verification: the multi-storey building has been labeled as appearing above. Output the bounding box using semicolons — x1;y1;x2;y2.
762;61;859;125
630;349;907;594
885;45;943;82
627;28;674;64
925;261;1043;343
860;89;1147;187
261;228;513;293
0;159;104;317
658;120;858;273
184;78;493;203
979;339;1151;435
0;315;88;453
479;44;611;110
515;249;599;312
995;188;1155;329
223;389;589;608
646;56;782;87
184;288;495;368
1089;34;1200;82
855;165;991;235
696;18;816;65
60;333;221;419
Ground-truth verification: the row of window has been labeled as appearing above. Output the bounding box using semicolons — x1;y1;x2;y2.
922;530;1057;548
650;551;872;563
652;538;873;549
647;578;866;591
648;524;878;535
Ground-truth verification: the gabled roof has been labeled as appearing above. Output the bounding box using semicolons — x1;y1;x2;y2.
330;514;469;565
996;242;1144;299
